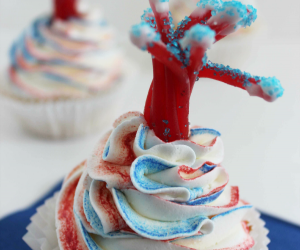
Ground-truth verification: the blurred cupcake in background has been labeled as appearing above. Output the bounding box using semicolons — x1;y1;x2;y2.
0;0;136;138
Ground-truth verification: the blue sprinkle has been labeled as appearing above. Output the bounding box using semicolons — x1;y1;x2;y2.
258;77;284;99
226;9;235;17
163;128;170;136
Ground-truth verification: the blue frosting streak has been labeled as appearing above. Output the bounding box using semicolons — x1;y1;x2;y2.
186;188;224;205
173;205;252;241
83;190;105;235
9;41;19;68
131;155;205;201
74;211;103;250
30;17;48;44
190;127;221;137
200;163;217;173
212;205;252;220
131;156;177;191
188;187;205;201
113;188;210;240
103;138;111;160
82;189;137;238
136;124;149;150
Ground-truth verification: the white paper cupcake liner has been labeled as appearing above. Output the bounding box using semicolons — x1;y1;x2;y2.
23;193;270;250
23;193;60;250
0;61;138;139
248;208;270;250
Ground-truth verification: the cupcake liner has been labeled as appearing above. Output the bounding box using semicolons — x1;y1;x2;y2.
248;208;271;250
23;193;59;250
23;193;270;250
0;61;138;139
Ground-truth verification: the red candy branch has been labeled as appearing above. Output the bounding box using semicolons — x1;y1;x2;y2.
131;0;282;142
53;0;81;20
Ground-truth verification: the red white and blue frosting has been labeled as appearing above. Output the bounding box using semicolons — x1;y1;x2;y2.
55;112;255;250
8;10;123;99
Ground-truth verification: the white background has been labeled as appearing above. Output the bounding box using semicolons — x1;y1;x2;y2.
0;0;299;226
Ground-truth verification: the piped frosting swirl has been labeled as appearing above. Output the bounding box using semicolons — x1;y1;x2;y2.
56;112;255;250
8;12;123;99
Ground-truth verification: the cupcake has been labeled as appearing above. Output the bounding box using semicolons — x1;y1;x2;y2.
23;0;283;249
0;0;134;138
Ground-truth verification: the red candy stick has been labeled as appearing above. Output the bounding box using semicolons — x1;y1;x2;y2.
53;0;81;20
131;0;283;142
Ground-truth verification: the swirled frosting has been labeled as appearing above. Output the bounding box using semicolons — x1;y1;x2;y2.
56;112;255;250
8;11;123;99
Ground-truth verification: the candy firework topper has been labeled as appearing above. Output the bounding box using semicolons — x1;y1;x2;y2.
130;0;284;142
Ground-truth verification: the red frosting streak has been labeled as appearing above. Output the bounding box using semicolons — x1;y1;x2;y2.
92;133;132;186
94;182;127;232
57;175;88;250
9;67;46;98
225;186;239;208
120;131;137;166
177;162;217;181
65;160;86;183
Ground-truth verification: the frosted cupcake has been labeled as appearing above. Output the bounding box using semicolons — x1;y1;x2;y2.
0;0;133;138
24;0;283;249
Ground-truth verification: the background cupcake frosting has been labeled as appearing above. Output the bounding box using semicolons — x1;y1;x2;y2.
8;6;123;99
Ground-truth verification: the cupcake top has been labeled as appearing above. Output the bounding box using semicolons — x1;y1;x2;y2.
7;1;123;99
56;112;255;250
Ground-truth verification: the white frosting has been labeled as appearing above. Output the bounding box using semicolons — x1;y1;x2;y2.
8;12;123;99
56;112;255;250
